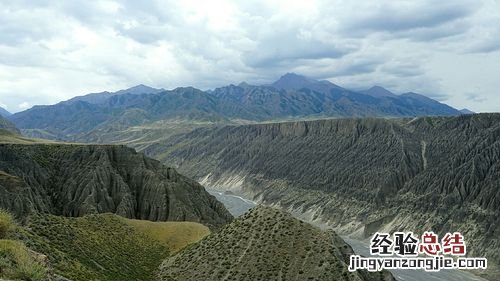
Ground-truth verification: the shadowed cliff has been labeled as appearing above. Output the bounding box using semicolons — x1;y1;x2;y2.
0;142;232;229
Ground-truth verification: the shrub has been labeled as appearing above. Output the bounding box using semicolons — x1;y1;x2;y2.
0;240;48;281
0;209;14;239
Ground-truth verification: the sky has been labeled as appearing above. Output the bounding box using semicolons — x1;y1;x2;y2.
0;0;499;113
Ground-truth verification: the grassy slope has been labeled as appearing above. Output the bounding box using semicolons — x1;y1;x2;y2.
159;206;394;281
0;129;78;145
0;240;49;281
12;213;209;281
0;210;49;281
121;218;209;253
0;129;53;144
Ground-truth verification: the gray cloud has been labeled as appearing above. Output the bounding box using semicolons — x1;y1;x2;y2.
0;0;498;113
340;1;478;37
465;92;487;102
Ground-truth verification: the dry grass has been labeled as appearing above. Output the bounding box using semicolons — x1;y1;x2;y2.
121;218;210;253
0;239;48;281
0;210;48;281
0;209;13;239
0;129;55;144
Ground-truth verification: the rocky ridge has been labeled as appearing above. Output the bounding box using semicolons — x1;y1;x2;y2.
0;143;232;229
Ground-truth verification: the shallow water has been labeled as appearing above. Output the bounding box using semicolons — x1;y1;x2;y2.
207;188;256;216
207;188;488;281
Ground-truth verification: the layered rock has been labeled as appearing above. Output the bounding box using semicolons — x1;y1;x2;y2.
0;143;232;228
152;113;500;279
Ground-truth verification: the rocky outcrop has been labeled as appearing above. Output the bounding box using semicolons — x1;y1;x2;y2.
152;113;500;280
159;206;395;281
0;143;232;228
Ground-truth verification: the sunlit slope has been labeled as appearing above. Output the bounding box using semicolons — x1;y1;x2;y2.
121;217;210;253
17;213;168;281
159;206;395;281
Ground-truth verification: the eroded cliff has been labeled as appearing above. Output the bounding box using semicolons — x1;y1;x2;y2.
0;143;232;228
151;113;500;279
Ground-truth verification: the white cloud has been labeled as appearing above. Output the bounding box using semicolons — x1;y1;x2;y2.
18;102;30;109
0;0;498;113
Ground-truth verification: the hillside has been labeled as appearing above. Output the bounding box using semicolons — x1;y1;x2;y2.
2;212;210;281
0;115;20;134
151;113;500;280
121;217;210;253
15;213;170;281
0;142;232;229
159;206;394;281
9;74;462;145
0;107;10;118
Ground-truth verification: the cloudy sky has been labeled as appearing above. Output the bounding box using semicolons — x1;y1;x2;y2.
0;0;499;113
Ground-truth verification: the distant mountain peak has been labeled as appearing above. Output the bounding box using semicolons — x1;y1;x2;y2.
401;92;428;99
237;81;252;88
361;86;396;97
271;73;318;90
65;84;165;105
115;84;164;95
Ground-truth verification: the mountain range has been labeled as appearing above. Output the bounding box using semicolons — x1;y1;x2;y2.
8;73;463;142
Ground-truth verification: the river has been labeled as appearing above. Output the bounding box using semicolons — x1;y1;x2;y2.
207;188;488;281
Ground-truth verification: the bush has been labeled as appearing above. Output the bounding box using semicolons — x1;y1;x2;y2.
0;240;48;281
0;209;14;239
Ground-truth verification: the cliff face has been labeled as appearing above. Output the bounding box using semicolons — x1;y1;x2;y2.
159;206;395;281
0;143;232;228
151;113;500;279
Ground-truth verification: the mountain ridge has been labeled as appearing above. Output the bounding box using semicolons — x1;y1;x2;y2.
9;74;464;143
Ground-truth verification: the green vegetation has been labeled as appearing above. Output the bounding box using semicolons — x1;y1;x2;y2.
0;129;51;144
0;240;48;281
1;213;211;281
159;206;394;281
0;209;49;281
16;213;170;281
121;218;210;253
0;209;13;239
0;210;212;281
